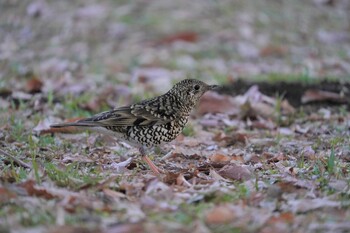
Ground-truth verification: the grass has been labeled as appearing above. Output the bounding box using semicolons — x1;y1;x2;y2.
327;147;336;175
1;81;349;233
0;0;349;232
182;124;195;137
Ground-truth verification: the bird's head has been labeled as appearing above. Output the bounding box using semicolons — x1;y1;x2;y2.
170;79;219;106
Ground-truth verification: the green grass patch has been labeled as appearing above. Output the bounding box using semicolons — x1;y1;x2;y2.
45;162;103;189
182;124;195;137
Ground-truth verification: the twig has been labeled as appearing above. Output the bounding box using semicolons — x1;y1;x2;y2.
0;148;32;169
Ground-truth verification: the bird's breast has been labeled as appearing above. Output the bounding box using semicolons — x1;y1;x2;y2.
126;116;189;147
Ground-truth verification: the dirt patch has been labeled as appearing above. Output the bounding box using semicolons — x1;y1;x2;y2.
220;79;350;108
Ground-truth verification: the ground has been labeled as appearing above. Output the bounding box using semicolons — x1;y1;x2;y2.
0;0;350;233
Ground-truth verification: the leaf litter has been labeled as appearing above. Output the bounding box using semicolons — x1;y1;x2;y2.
1;0;350;232
12;84;347;232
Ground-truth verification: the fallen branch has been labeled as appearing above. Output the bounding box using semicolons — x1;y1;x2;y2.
0;148;32;169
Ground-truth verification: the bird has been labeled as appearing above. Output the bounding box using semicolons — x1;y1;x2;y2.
51;79;218;174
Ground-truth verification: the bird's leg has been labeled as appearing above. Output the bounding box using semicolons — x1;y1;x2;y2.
139;147;161;174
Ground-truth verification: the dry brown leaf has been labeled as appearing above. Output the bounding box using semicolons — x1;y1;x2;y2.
274;181;300;193
176;173;192;187
248;118;276;130
205;205;235;224
103;188;127;199
233;133;249;144
181;137;200;147
268;212;294;224
0;187;17;203
19;179;57;200
251;102;275;118
209;153;232;163
25;77;43;93
197;92;240;115
62;153;95;164
212;132;229;142
209;169;231;182
295;124;310;134
156;31;198;45
260;45;288;57
239;85;295;119
301;89;348;104
267;153;286;163
259;212;295;233
218;164;252;181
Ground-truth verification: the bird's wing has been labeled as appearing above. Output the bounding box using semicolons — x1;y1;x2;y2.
51;95;183;128
74;103;173;127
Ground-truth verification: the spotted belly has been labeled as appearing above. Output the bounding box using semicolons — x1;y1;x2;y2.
126;117;188;147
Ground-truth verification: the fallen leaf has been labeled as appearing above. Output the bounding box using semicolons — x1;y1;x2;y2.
218;164;252;181
103;188;127;199
267;153;286;163
19;180;57;200
25;76;43;93
197;92;240;115
268;212;294;224
104;158;133;173
295;124;309;134
300;146;316;160
288;198;343;213
301;89;348;104
62;153;95;164
0;186;17;203
328;179;348;191
209;154;231;163
156;31;198;45
209;169;231;182
205;205;235;224
260;45;288;57
176;173;192;187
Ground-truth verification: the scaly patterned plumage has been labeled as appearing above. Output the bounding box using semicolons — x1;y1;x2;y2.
51;79;218;174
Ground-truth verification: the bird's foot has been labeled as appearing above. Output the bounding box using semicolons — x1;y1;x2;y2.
141;155;165;174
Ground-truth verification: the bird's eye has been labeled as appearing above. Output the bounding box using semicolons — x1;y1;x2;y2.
194;84;200;91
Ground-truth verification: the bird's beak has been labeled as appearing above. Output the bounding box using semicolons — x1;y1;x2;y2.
208;85;220;91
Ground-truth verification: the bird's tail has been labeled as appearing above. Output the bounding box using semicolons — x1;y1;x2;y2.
50;119;100;128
